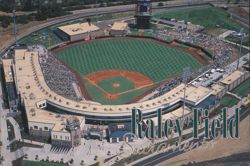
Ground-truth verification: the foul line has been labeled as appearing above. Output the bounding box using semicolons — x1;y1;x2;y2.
83;77;156;96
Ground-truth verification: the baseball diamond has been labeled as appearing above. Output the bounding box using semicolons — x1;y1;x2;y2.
54;37;208;105
97;76;135;94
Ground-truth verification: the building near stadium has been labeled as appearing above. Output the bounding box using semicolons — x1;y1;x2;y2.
56;22;103;41
10;48;85;148
2;59;18;112
220;70;249;91
211;84;226;98
110;22;128;36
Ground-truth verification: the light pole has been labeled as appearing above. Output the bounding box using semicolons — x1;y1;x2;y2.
180;67;190;143
13;10;18;47
237;28;244;69
95;0;98;22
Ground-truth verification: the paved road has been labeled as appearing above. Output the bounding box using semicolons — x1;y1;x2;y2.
131;108;250;166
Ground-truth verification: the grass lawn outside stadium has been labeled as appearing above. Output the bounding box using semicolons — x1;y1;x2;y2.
23;160;67;166
154;6;244;32
56;38;204;105
232;79;250;98
19;28;62;48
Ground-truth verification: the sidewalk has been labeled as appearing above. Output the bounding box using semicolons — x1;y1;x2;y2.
0;110;13;166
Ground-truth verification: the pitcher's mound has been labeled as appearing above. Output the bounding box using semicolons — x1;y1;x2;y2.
112;83;120;88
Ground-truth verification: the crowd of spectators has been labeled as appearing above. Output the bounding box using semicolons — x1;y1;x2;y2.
164;30;234;67
149;78;182;100
38;48;80;101
149;64;215;99
149;29;234;99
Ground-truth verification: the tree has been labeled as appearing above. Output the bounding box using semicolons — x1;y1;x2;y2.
105;0;110;6
158;2;164;6
122;0;128;5
23;0;33;11
0;16;11;28
35;2;68;21
0;0;14;12
35;10;47;21
17;15;29;24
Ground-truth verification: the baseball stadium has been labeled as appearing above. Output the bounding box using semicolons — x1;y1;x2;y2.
2;1;248;126
1;0;249;149
52;36;208;105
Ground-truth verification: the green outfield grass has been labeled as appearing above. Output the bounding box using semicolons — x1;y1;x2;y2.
57;38;202;104
57;38;202;82
23;160;67;166
98;76;135;94
154;6;243;32
232;79;250;97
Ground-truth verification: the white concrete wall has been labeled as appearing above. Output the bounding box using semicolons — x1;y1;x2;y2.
110;30;127;36
51;131;71;141
70;33;89;41
29;121;54;131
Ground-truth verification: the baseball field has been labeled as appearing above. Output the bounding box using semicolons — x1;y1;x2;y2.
55;37;206;105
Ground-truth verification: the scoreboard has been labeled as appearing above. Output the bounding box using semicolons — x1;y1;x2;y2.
135;0;152;29
136;0;152;17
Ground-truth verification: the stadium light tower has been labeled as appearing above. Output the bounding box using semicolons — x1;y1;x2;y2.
182;67;190;112
179;67;190;142
95;0;98;22
13;9;18;46
237;28;244;69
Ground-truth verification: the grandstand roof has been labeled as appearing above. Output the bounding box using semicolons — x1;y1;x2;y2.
220;70;245;85
58;22;100;36
14;49;84;132
111;22;128;31
211;84;225;95
185;85;212;105
2;59;13;83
